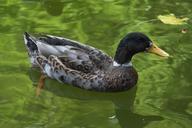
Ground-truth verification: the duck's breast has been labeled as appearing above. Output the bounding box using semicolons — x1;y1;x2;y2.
103;67;138;91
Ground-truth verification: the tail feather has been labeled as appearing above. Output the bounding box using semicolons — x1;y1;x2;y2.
24;32;39;66
24;32;38;50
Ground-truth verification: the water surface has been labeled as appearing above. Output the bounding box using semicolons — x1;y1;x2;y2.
0;0;192;128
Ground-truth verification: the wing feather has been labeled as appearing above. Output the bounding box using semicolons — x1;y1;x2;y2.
34;34;113;73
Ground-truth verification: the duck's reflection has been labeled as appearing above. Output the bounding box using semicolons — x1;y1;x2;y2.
113;89;163;128
29;67;163;128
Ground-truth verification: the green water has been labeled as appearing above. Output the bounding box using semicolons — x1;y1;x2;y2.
0;0;192;128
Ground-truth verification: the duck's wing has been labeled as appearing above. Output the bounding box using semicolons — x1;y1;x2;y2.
24;33;113;73
36;55;107;91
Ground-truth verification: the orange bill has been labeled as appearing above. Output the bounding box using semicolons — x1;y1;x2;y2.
147;43;169;57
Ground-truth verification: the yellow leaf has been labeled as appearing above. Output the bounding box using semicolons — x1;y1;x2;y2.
157;14;189;25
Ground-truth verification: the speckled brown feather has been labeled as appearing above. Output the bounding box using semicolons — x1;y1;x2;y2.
103;67;138;91
36;55;138;91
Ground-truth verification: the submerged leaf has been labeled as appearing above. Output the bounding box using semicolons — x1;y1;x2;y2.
157;14;189;25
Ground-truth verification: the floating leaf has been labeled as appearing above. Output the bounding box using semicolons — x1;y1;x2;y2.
157;14;189;25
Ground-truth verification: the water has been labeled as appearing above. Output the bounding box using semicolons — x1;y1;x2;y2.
0;0;192;128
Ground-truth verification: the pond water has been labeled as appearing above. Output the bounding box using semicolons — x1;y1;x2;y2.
0;0;192;128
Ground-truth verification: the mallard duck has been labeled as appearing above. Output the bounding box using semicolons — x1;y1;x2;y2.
24;32;169;94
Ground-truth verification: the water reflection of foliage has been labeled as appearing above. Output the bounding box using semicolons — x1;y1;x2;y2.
29;67;163;128
0;0;192;127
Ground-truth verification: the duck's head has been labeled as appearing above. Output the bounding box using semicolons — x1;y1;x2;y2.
114;32;169;65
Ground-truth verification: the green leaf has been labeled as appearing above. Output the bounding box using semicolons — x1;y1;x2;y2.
157;14;189;25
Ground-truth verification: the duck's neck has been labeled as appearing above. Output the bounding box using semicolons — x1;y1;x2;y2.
114;40;135;65
114;48;134;67
113;61;132;67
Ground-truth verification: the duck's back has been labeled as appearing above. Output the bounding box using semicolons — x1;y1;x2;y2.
24;33;113;73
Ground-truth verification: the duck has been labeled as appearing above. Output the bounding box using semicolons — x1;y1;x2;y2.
23;32;169;95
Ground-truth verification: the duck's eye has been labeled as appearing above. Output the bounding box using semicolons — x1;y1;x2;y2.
145;42;153;51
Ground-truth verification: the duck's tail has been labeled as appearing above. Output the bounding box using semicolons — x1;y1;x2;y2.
23;32;39;66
